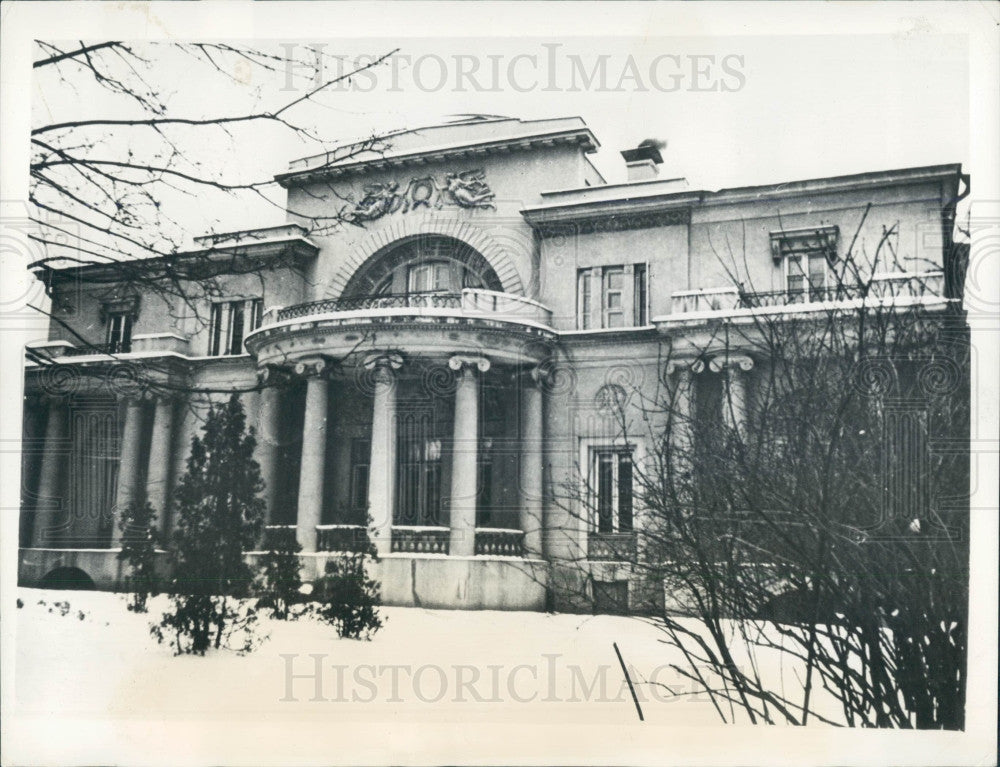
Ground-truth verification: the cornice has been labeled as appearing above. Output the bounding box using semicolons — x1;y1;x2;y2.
275;128;598;188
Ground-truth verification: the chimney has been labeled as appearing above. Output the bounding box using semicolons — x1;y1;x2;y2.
621;139;665;181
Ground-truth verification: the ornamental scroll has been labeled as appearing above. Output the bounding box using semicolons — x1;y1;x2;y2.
348;169;496;222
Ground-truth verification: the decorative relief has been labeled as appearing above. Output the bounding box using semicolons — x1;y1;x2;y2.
348;169;495;222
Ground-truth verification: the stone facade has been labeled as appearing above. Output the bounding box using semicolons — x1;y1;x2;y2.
19;115;966;613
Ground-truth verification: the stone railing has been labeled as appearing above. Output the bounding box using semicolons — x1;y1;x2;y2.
27;333;191;360
316;524;369;553
262;524;297;550
669;271;946;317
460;289;553;326
390;526;450;554
670;287;741;315
588;531;637;562
272;289;553;327
474;528;525;557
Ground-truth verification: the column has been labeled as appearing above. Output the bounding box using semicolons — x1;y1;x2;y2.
667;359;698;457
366;353;403;556
448;355;490;557
112;396;146;546
145;395;175;538
31;396;67;547
256;384;283;525
295;358;329;553
709;354;754;438
519;368;545;558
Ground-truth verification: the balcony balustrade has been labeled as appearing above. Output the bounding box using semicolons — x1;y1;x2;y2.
315;524;369;553
474;528;525;557
26;333;190;361
262;524;297;550
667;271;946;319
390;526;451;554
270;288;553;327
588;531;638;562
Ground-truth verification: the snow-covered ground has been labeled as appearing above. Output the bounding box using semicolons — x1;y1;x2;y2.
8;586;847;765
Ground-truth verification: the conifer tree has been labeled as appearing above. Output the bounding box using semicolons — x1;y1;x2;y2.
152;395;266;655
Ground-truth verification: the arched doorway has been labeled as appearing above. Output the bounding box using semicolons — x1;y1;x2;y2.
341;235;504;298
39;566;96;591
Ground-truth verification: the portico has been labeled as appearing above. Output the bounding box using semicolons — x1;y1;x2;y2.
253;346;550;561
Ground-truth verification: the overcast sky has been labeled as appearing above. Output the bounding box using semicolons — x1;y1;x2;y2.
31;33;969;243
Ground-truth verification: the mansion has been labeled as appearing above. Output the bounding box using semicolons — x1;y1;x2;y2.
19;115;967;613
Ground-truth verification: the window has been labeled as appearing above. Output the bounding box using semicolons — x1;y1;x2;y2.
577;269;592;330
576;264;648;330
633;263;648;325
591;447;634;533
208;298;262;356
786;253;829;302
771;226;838;303
604;267;625;328
105;312;132;354
407;260;455;293
349;438;370;512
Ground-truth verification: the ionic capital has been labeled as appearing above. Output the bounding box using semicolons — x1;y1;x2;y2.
708;354;755;374
363;351;405;371
448;355;491;373
527;364;552;387
293;356;329;378
257;364;294;387
666;358;702;376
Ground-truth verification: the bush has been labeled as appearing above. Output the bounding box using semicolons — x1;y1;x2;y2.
257;530;304;620
313;525;384;640
117;500;160;612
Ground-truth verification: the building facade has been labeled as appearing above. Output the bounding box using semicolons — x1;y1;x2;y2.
19;116;967;612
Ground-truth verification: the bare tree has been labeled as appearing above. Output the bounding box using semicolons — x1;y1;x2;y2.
28;41;395;377
552;215;970;728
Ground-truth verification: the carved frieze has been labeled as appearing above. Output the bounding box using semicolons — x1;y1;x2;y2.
348;169;495;222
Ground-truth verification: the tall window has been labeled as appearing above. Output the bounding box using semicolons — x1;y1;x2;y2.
208;298;262;356
591;447;634;533
633;263;648;325
349;438;370;512
603;267;625;328
771;226;838;303
105;312;132;354
577;269;592;330
786;253;829;302
576;264;648;329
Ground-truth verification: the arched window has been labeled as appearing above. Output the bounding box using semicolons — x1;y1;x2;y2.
346;235;503;298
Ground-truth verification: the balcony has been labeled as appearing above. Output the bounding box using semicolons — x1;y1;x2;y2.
247;289;556;368
659;271;947;328
26;333;190;361
268;288;553;327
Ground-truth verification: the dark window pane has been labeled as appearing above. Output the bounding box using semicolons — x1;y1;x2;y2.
597;453;614;532
229;301;245;355
210;304;223;356
618;453;633;532
634;264;647;326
